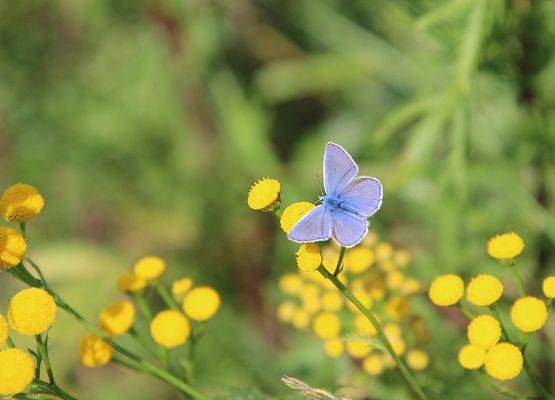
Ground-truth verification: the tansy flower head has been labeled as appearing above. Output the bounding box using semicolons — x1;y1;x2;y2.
458;344;486;369
347;288;372;313
150;310;191;348
0;315;8;347
172;277;193;300
278;273;303;295
386;296;411;321
280;202;314;233
363;354;384;376
466;274;503;306
485;343;523;381
487;232;524;261
467;314;501;349
312;312;340;339
296;244;322;272
346;339;372;358
117;270;147;293
0;227;27;269
292;309;310;329
542;276;555;299
277;301;297;323
79;334;113;367
8;288;56;336
510;296;548;333
323;338;344;358
345;247;374;274
354;314;377;337
183;286;221;321
302;295;321;314
375;243;393;260
428;274;464;306
0;348;35;395
99;300;135;337
394;250;411;268
247;178;280;211
321;291;343;312
406;349;428;371
134;256;165;281
0;183;44;223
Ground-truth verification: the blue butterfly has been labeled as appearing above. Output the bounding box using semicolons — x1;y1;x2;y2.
288;142;383;248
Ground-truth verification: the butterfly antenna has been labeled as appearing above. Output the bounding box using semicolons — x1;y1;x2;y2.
317;173;324;197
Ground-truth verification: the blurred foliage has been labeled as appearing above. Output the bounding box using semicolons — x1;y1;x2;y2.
0;0;554;398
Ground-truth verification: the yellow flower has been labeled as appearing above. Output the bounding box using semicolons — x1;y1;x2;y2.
458;344;486;369
346;339;371;358
183;286;221;321
8;288;56;336
466;274;503;306
0;227;27;269
117;270;147;293
401;278;421;295
542;276;555;299
406;349;428;371
277;301;297;323
323;338;344;358
0;315;7;347
321;291;343;312
295;244;322;272
300;283;320;299
354;314;377;337
0;348;35;395
79;333;113;367
428;274;464;306
347;288;372;314
247;178;280;211
467;314;501;349
150;310;191;348
386;296;411;321
363;354;384;376
510;296;548;333
390;336;406;356
278;273;303;295
485;343;523;381
134;256;165;281
302;295;321;315
487;232;524;261
383;323;402;340
312;312;340;339
280;202;315;233
291;309;310;329
394;250;411;268
345;247;374;274
386;270;405;290
375;243;393;260
99;300;135;337
0;183;45;223
172;277;193;300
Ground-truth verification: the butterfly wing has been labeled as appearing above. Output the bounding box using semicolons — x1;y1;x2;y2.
288;204;332;244
323;142;358;196
339;176;383;218
331;210;368;248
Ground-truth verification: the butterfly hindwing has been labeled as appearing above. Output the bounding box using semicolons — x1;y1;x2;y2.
331;210;368;248
339;176;383;218
323;142;358;196
287;204;332;244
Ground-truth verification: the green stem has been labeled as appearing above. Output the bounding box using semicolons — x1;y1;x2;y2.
32;380;78;400
489;304;511;341
317;266;428;400
132;293;153;320
156;282;180;310
19;222;26;239
456;303;475;319
7;335;16;348
509;262;526;297
36;335;54;384
475;370;532;400
128;328;159;359
333;246;346;276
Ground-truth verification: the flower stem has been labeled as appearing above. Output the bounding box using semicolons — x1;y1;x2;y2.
132;293;153;320
456;303;475;319
156;281;180;310
317;265;428;400
32;379;78;400
333;246;346;276
474;370;532;400
36;334;55;384
509;262;526;297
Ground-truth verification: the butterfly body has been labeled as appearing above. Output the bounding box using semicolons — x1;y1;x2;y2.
288;142;383;248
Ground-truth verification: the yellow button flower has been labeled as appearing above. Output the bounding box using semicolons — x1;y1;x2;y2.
386;296;411;321
354;314;377;337
295;244;322;272
363;354;384;376
323;338;344;358
172;277;193;300
386;270;405;290
117;270;147;293
485;343;523;380
134;256;165;281
347;288;372;314
302;296;321;314
291;309;310;329
277;301;297;323
0;348;35;395
346;247;374;274
467;314;501;349
0;183;45;223
346;339;371;358
312;312;340;339
0;315;8;347
280;202;315;233
406;349;429;371
510;296;548;333
428;274;464;306
542;276;555;299
247;178;280;211
466;274;503;306
458;344;486;369
0;227;27;269
278;273;303;295
401;278;421;295
394;250;411;268
321;291;343;312
150;310;191;349
79;334;113;367
99;300;135;337
183;286;221;321
8;288;56;336
375;243;393;260
487;232;524;261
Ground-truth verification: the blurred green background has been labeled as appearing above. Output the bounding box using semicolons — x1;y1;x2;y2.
1;0;554;398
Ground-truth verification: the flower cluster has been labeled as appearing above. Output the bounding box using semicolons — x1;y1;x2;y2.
277;232;429;377
429;232;553;383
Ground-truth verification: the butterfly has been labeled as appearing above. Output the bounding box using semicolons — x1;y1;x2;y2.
288;142;383;248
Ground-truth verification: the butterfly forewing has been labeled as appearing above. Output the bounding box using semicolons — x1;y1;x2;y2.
323;142;358;196
339;176;383;218
287;205;332;243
